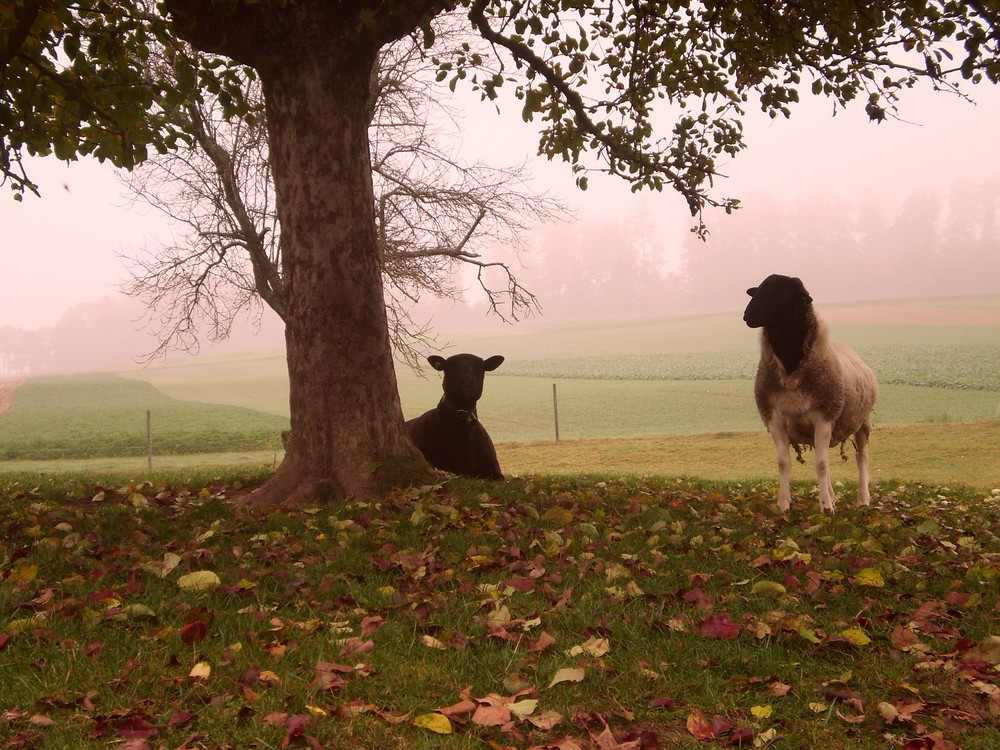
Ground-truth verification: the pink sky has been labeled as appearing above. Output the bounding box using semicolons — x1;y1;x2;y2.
3;78;999;331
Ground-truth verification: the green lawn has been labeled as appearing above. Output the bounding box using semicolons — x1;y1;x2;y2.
1;472;997;749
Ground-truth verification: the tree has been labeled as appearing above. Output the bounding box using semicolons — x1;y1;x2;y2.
4;1;997;505
122;25;561;368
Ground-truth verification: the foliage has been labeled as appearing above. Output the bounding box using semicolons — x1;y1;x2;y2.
1;473;998;748
450;0;1000;232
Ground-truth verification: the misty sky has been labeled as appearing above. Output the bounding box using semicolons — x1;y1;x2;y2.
3;78;1000;332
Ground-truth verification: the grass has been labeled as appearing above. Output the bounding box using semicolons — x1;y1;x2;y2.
1;471;998;749
0;374;289;461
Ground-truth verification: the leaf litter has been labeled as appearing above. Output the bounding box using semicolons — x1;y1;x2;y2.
0;474;997;748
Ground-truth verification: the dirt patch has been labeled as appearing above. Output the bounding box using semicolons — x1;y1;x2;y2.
0;378;25;417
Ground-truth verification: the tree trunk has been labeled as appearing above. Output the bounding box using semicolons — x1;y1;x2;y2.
164;2;437;504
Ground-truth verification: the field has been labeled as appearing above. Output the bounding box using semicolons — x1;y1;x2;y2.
0;295;997;483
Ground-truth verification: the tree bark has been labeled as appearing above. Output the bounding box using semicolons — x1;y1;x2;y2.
164;1;439;504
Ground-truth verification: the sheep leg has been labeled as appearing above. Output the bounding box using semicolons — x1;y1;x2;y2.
813;421;837;514
767;418;794;512
854;422;872;506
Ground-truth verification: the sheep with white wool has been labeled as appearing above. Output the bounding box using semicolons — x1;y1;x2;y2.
743;274;878;513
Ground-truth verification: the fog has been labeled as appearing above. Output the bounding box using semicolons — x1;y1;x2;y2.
2;79;999;376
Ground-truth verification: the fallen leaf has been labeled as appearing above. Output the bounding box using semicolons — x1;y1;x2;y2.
566;636;611;658
854;568;885;588
750;580;787;599
177;571;221;592
840;627;872;646
421;634;447;650
750;704;772;720
180;620;208;645
189;661;211;680
471;704;510;726
526;709;563;730
548;667;586;688
413;712;452;734
977;635;1000;665
698;614;741;640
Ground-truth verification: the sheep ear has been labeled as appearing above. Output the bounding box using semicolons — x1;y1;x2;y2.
746;287;758;297
483;355;504;372
428;355;447;371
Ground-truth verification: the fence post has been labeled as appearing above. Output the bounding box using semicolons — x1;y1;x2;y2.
552;383;560;442
146;409;153;470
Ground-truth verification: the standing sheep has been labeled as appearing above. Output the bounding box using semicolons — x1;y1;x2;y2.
406;353;505;480
743;274;878;513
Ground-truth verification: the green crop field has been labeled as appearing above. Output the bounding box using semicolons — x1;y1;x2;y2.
0;296;997;482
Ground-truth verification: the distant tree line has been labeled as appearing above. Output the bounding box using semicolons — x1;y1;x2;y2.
488;178;1000;322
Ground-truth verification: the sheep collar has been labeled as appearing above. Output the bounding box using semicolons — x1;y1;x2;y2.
438;397;479;425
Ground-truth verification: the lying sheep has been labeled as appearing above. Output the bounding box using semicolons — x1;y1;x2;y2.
743;274;878;513
406;353;505;480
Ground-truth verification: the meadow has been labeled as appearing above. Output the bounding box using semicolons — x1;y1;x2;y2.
0;296;997;481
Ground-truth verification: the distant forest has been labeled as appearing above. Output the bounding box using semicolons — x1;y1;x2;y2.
3;179;998;376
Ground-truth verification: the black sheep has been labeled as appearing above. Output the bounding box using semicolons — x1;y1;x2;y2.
406;353;505;480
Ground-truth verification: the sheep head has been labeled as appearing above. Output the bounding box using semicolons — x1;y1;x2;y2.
743;274;813;329
428;353;504;411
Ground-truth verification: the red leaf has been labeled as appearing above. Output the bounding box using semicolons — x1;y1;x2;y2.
168;712;196;728
116;717;158;740
504;576;536;593
687;709;717;740
180;620;208;646
697;614;741;640
726;727;754;746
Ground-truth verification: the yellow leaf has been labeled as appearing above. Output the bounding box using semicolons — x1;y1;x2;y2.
258;670;282;685
855;568;885;587
413;712;452;734
510;699;539;718
121;604;157;621
751;704;773;720
11;564;38;583
177;571;221;591
797;627;822;644
189;662;211;680
751;581;786;599
808;702;828;713
547;667;586;688
841;627;872;646
305;705;328;717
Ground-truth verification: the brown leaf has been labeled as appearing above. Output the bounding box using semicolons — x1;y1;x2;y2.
338;637;374;657
360;615;385;635
437;699;477;718
471;704;510;727
529;631;557;652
